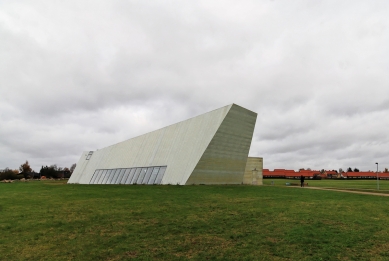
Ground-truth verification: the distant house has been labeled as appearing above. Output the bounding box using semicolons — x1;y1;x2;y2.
324;170;338;179
22;171;41;179
344;171;382;179
55;170;71;178
264;169;389;180
263;169;286;178
263;169;320;179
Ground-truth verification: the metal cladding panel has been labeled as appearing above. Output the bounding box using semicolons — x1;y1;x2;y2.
185;104;257;185
68;104;232;184
68;151;89;183
243;157;263;185
68;148;113;184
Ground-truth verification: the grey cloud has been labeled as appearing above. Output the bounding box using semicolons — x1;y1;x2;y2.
1;0;389;172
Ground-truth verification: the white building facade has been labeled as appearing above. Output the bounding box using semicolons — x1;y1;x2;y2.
68;104;262;185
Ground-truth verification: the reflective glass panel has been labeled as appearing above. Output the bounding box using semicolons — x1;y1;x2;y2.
95;169;107;184
102;169;112;184
142;167;153;184
137;168;147;184
109;169;120;184
94;170;102;184
148;167;160;184
131;168;142;184
121;169;128;184
115;169;126;184
125;168;137;184
121;168;132;184
109;169;122;184
105;169;113;184
110;169;118;184
94;170;104;184
89;170;99;184
155;166;167;184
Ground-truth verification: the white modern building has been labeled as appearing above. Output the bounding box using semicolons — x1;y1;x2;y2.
68;104;262;185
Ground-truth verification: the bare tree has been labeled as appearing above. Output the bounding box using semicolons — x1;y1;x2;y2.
19;160;32;179
70;163;76;173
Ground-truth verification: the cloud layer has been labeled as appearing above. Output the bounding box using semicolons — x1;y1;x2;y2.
1;0;389;172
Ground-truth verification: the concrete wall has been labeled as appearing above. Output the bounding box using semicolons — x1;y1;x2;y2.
243;157;263;185
68;104;258;185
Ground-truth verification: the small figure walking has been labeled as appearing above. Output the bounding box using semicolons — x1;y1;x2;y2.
300;175;305;187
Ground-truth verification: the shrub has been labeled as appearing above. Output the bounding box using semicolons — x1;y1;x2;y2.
0;169;18;180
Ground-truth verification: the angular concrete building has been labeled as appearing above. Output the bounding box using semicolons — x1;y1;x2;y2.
68;104;261;185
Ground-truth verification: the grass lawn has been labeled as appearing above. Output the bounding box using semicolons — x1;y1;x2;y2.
1;180;389;260
263;178;389;192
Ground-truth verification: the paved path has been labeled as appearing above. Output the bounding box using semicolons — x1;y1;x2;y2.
297;186;389;197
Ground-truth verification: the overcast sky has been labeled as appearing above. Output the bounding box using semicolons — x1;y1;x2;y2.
1;0;389;172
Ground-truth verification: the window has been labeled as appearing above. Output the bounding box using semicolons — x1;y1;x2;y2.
155;167;166;184
89;170;98;184
142;167;154;184
137;168;148;184
124;168;136;184
101;169;112;184
148;167;160;184
90;166;167;185
96;170;107;184
90;170;102;184
86;151;93;160
115;169;126;184
108;169;120;184
131;168;142;184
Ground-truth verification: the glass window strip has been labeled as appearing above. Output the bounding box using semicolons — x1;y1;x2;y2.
142;167;154;184
131;168;142;184
93;169;103;184
96;169;107;184
155;167;166;184
113;169;123;184
121;168;132;184
89;170;98;184
109;169;120;184
148;167;160;184
115;169;126;184
106;169;115;184
91;166;167;185
137;168;147;184
125;168;136;184
102;169;112;184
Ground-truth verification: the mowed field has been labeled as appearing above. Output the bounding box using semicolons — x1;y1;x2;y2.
1;180;389;261
263;178;389;192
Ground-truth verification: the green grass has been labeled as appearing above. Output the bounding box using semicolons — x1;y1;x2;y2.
264;178;389;192
1;180;389;260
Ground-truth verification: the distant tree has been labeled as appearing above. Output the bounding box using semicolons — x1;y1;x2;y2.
40;165;58;178
353;168;359;172
70;163;76;173
19;160;32;178
347;167;353;172
385;168;388;173
0;168;18;180
307;168;311;171
339;168;343;173
320;169;325;174
64;167;70;172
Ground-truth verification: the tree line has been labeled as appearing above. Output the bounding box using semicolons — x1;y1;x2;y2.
0;161;76;181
